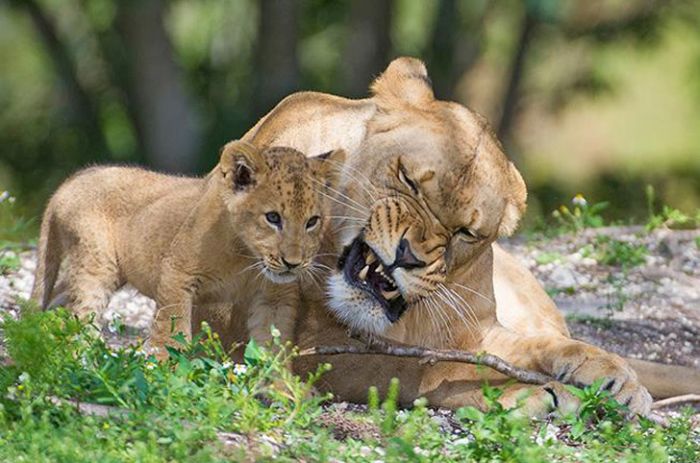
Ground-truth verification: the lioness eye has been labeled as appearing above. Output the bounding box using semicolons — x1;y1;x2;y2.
265;211;282;228
398;166;419;195
458;227;479;241
306;215;320;230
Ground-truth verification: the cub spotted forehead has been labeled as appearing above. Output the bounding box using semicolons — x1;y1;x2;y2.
218;139;346;193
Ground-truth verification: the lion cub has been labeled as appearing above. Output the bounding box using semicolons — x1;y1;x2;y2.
31;140;344;358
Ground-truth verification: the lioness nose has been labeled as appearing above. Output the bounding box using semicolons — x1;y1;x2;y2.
281;257;301;270
393;239;425;269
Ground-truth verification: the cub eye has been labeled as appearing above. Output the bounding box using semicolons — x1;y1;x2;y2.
265;211;282;228
457;227;479;242
398;165;419;195
306;215;320;230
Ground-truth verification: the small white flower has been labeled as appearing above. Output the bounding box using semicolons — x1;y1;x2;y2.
233;364;247;375
221;361;233;369
571;194;587;207
270;326;281;338
110;351;118;358
8;196;15;204
145;362;156;370
0;191;8;203
18;372;30;383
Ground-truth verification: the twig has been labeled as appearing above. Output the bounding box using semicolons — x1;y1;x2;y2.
299;334;554;385
651;394;700;410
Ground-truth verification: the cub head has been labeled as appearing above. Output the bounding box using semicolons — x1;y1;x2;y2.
218;140;345;283
327;57;527;335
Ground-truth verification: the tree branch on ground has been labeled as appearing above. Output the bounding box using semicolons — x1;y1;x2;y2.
299;333;554;385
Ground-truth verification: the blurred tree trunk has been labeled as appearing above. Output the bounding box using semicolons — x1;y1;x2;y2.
341;0;393;98
79;0;147;163
254;0;300;117
17;0;110;162
116;0;200;173
496;6;537;152
426;0;486;100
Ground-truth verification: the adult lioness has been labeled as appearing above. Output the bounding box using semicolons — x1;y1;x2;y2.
206;57;699;415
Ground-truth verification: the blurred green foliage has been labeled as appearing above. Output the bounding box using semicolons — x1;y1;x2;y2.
0;0;699;228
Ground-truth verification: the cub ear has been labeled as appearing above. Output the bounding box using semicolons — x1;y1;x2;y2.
219;140;267;191
370;57;434;107
312;149;346;188
498;162;527;237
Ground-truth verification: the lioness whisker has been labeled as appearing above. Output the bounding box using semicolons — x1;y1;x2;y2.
440;284;482;334
434;286;478;341
423;295;455;345
327;215;367;223
419;297;441;344
449;281;494;305
314;189;369;218
309;177;370;212
322;158;379;201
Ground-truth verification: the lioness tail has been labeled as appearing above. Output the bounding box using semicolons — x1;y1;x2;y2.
628;358;700;399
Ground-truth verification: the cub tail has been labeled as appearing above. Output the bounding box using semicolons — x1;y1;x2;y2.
30;207;62;309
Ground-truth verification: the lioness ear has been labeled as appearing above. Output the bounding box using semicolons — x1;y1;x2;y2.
370;57;434;107
498;162;527;237
219;140;267;191
312;149;346;188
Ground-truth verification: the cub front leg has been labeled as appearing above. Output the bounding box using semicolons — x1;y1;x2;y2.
480;324;652;416
246;284;298;348
149;268;197;361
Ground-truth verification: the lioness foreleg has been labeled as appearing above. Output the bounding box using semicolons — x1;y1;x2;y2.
480;324;652;415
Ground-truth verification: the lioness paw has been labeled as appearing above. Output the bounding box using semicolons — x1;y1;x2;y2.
552;352;652;416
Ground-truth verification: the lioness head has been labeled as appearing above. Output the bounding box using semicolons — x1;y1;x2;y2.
327;58;527;335
218;141;345;283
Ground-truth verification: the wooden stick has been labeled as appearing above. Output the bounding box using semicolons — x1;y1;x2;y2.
299;334;554;385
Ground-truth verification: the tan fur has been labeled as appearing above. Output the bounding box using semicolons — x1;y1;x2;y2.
31;141;344;358
193;57;700;415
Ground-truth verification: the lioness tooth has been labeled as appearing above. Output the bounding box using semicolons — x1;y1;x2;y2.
383;289;399;300
376;264;383;273
358;266;369;280
366;253;376;265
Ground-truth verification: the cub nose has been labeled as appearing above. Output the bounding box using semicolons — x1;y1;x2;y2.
281;257;301;270
393;238;425;269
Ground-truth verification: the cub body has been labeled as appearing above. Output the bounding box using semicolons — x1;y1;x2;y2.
31;141;343;357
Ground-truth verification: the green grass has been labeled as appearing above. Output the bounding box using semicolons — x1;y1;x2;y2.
0;309;698;462
590;235;648;268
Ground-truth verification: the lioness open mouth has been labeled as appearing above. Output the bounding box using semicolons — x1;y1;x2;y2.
338;238;407;322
